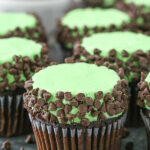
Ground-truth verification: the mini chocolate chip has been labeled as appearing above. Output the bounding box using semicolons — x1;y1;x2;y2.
37;98;45;107
94;49;101;54
122;50;129;57
55;100;64;108
13;55;20;62
141;72;146;81
95;91;103;99
78;104;87;113
48;102;56;111
25;135;34;144
39;90;46;98
104;93;112;101
85;97;93;105
76;93;85;101
4;62;11;69
31;88;39;96
94;100;101;109
1;140;11;149
57;109;65;117
9;68;17;74
65;57;74;63
56;91;64;99
109;49;116;57
118;68;125;78
70;99;78;106
64;104;72;114
64;92;72;100
23;56;30;62
81;118;90;126
92;110;99;117
121;79;128;88
43;93;51;101
50;115;57;123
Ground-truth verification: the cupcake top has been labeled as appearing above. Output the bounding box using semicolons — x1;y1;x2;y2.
0;37;41;64
124;0;150;13
62;8;131;30
81;31;150;57
0;13;37;36
0;37;48;92
138;72;150;111
24;63;128;126
73;31;150;81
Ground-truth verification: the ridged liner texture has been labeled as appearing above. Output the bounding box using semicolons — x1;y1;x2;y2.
0;88;31;137
29;113;127;150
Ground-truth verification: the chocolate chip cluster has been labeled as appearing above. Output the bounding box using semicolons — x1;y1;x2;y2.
57;19;133;50
24;67;128;127
0;43;50;92
0;14;47;43
137;72;150;116
66;44;150;82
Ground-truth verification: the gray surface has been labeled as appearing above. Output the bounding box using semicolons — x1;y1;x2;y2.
0;128;147;150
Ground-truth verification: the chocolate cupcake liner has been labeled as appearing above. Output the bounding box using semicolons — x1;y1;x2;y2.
0;89;31;137
126;83;143;127
140;110;150;150
29;113;127;150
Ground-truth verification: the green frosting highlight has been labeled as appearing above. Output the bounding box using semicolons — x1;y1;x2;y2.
0;13;37;36
0;37;42;64
32;63;121;121
62;8;131;30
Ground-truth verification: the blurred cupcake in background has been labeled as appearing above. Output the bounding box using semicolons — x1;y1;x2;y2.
138;72;150;150
82;0;118;7
0;13;47;42
0;37;49;137
117;0;150;31
67;31;150;126
57;8;132;51
24;62;129;150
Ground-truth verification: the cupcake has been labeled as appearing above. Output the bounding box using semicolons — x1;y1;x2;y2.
57;8;132;50
117;0;150;29
24;62;128;150
67;31;150;126
0;13;47;42
0;37;49;137
83;0;117;7
137;72;150;149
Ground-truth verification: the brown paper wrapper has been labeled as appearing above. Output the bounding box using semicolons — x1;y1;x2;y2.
29;113;127;150
140;110;150;150
0;88;31;137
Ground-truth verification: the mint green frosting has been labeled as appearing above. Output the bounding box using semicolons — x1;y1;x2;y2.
32;63;122;122
0;13;37;36
62;8;131;30
125;0;150;7
0;37;42;64
124;0;150;13
103;0;116;6
0;37;42;86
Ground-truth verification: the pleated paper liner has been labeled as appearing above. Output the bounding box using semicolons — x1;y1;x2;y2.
29;113;127;150
140;110;150;150
0;88;32;137
126;82;143;127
